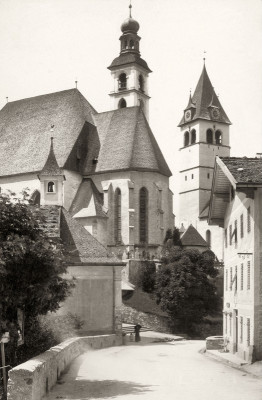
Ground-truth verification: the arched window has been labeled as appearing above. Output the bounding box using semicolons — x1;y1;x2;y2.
138;75;144;92
118;73;127;90
206;129;213;144
130;39;135;49
115;188;121;243
184;131;189;147
47;182;55;193
118;98;127;109
191;129;196;144
206;230;211;246
31;190;40;205
139;187;148;243
215;130;222;145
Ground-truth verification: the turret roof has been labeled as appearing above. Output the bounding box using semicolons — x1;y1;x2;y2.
180;224;209;248
108;52;152;73
40;137;64;176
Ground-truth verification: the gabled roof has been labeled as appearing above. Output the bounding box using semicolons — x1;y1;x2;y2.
180;224;209;247
221;157;262;184
90;106;172;177
108;53;152;73
40;138;64;176
70;178;107;218
0;89;96;177
178;65;231;126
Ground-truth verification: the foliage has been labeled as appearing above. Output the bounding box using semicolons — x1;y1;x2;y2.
0;191;74;363
132;261;156;293
163;227;181;247
155;248;220;332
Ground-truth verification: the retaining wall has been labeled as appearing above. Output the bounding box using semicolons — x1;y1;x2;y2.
7;334;121;400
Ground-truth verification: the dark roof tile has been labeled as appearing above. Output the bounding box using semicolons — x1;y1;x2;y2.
181;224;208;247
221;157;262;184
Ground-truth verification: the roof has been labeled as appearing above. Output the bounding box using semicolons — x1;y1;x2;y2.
108;53;152;73
90;106;172;177
221;157;262;184
180;224;209;247
40;138;64;176
178;65;231;126
199;201;210;220
70;178;107;218
0;89;96;177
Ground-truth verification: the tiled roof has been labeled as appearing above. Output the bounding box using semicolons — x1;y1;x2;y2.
180;224;208;247
90;107;172;177
221;157;262;184
0;89;96;177
40;138;64;176
108;53;152;72
178;65;231;126
70;178;107;218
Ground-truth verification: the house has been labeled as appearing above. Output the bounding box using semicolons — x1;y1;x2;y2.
208;156;262;361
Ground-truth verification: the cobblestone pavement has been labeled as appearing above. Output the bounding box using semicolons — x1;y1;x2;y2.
44;339;262;400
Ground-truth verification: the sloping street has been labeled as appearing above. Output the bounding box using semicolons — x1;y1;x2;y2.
44;337;261;400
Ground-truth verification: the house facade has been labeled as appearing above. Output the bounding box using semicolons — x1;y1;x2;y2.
209;156;262;361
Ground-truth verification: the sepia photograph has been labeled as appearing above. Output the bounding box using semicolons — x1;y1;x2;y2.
0;0;261;399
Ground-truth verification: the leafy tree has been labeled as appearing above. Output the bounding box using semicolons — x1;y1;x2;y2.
0;191;73;365
163;227;182;247
155;248;220;332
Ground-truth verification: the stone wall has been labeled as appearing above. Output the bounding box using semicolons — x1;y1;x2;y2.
7;334;120;400
121;304;171;333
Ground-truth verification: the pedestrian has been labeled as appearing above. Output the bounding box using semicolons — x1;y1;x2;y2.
134;323;142;342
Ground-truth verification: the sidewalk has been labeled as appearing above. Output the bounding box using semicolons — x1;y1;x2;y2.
205;349;262;378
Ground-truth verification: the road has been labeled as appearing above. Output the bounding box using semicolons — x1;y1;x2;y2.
45;338;262;400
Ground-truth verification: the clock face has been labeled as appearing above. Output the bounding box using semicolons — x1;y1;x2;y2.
185;110;191;121
211;108;220;119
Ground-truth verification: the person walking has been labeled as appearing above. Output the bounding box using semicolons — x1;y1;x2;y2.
134;323;142;342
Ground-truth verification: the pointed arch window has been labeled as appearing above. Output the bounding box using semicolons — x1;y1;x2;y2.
118;98;127;109
47;182;55;193
215;130;222;144
191;129;196;144
118;73;127;90
184;131;189;147
206;230;211;246
115;188;122;243
31;190;40;205
206;129;213;144
139;187;148;243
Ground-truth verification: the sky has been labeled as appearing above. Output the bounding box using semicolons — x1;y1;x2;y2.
0;0;261;212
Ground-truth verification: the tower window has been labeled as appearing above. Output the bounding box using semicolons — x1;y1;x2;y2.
139;187;148;243
184;131;189;147
130;39;135;49
191;174;194;179
114;188;121;243
207;173;210;179
185;176;187;181
118;98;127;109
206;229;211;246
215;130;222;144
138;75;144;92
47;182;55;193
206;129;213;144
118;73;127;90
191;129;196;144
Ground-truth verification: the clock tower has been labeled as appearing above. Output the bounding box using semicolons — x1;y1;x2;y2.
178;64;231;260
108;5;152;120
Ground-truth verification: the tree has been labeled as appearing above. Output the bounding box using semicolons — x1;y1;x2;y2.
163;227;181;248
0;191;73;364
155;248;220;332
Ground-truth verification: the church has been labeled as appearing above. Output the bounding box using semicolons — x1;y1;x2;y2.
0;8;174;261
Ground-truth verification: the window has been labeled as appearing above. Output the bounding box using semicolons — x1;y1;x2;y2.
130;39;135;49
247;261;250;290
235;266;238;292
247;206;251;233
138;75;144;92
215;130;222;144
234;220;238;246
247;318;250;346
185;176;187;181
206;129;213;144
191;174;194;179
206;230;211;246
31;190;40;205
230;267;232;291
225;228;228;248
114;188;121;243
184;131;189;147
139;187;148;243
240;263;243;290
47;181;55;193
191;129;196;144
225;269;228;291
207;172;210;179
225;314;227;334
240;214;244;238
118;73;127;90
229;224;232;245
240;317;243;343
118;98;127;109
229;315;232;335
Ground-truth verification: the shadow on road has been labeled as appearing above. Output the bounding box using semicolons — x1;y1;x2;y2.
46;379;154;399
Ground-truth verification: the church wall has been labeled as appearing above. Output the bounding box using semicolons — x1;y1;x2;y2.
0;173;40;197
63;170;83;211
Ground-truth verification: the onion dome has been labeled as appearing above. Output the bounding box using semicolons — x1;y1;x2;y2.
121;17;140;33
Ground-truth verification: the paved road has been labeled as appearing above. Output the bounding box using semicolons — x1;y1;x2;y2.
45;339;262;400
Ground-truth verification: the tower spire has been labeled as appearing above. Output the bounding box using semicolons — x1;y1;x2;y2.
129;0;132;18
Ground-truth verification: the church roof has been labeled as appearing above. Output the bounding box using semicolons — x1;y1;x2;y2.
178;65;231;126
70;178;107;218
90;106;172;177
108;53;152;73
0;89;96;177
180;224;209;248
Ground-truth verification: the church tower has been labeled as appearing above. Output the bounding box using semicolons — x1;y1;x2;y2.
178;63;231;260
108;4;152;120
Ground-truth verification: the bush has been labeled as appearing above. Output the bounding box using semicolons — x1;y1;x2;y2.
132;261;156;293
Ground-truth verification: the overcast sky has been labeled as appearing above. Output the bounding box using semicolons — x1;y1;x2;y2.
0;0;261;212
